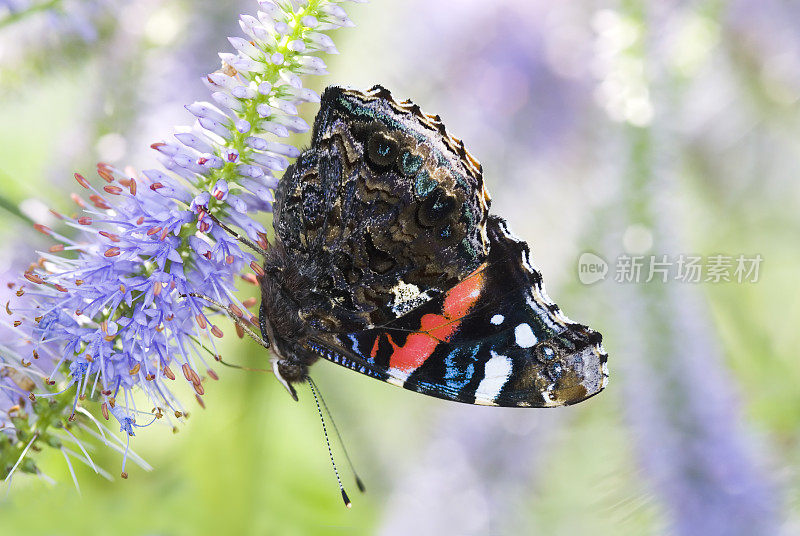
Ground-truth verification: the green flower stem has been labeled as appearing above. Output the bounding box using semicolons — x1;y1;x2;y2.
1;388;73;479
0;0;62;30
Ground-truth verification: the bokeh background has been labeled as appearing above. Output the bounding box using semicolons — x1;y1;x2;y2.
1;1;798;534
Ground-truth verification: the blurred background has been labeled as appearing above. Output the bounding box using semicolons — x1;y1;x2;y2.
0;0;798;534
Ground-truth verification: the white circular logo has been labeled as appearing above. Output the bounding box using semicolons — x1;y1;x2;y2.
577;252;608;285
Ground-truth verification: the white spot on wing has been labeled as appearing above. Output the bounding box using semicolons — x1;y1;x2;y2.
475;351;512;403
490;314;504;325
387;368;411;387
389;280;433;317
514;323;537;348
541;389;558;407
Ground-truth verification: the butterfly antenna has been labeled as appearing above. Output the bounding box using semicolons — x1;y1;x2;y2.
199;208;269;258
188;334;271;373
307;376;352;509
315;380;366;493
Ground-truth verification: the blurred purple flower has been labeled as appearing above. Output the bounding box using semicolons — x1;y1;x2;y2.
612;278;779;536
375;0;596;175
725;0;800;81
380;408;566;535
0;0;114;41
602;4;781;530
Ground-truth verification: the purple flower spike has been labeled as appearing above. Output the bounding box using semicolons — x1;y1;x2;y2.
2;0;358;482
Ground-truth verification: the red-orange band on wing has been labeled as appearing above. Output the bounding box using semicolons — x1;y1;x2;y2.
387;264;487;373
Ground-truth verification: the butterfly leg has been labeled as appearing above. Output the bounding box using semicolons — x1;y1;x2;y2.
186;292;303;401
186;293;305;401
183;293;270;350
199;208;270;258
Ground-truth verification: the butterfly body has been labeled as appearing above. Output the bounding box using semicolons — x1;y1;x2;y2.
258;85;608;406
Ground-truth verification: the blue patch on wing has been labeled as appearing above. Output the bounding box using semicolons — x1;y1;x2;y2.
413;344;483;398
442;345;479;390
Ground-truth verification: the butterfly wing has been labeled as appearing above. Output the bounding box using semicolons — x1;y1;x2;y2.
269;85;607;406
306;216;608;407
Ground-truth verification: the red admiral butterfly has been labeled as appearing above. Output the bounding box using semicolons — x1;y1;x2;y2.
255;85;608;408
205;85;608;504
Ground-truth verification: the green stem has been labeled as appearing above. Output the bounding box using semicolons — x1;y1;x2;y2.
0;385;74;479
0;0;62;30
207;0;324;196
0;170;34;225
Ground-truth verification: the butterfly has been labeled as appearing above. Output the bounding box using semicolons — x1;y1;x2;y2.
245;84;609;409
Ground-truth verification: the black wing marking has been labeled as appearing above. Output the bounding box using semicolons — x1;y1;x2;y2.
306;216;608;407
